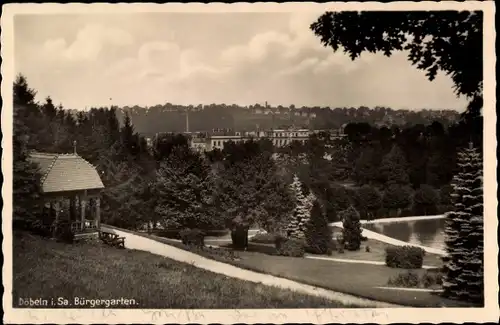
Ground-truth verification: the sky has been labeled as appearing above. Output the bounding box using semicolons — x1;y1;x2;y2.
14;12;469;111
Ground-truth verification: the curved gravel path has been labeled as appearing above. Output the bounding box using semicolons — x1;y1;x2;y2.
102;226;401;308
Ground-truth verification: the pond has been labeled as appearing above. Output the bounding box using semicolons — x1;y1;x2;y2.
363;218;446;250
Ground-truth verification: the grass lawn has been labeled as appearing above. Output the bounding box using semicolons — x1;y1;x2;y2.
112;226;477;308
12;231;360;309
249;227;443;267
328;238;443;267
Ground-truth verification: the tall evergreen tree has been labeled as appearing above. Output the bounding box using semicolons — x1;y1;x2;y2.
340;206;362;251
442;143;483;303
305;200;333;254
12;75;43;223
287;174;312;239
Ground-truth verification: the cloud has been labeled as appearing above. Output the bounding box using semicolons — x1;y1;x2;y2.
17;13;468;111
42;23;133;61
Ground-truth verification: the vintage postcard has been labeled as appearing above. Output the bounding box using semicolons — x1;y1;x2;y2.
1;1;498;324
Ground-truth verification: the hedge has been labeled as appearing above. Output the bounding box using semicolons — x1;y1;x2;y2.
385;245;425;269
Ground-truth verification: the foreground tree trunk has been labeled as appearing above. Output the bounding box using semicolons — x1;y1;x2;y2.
230;215;249;251
231;226;249;251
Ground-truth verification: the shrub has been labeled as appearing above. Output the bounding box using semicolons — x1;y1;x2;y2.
250;232;276;244
387;271;420;287
340;206;362;251
179;244;241;262
365;245;371;252
388;270;444;288
337;245;345;253
179;228;206;247
361;235;368;241
305;200;333;255
421;271;443;288
385;245;425;269
276;238;305;257
157;229;183;239
274;234;287;248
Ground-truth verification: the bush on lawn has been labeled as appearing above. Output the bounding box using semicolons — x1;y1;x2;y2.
160;228;228;240
340;206;362;251
250;232;276;244
421;270;443;288
186;245;240;262
387;271;420;287
179;228;206;247
385;245;425;269
275;237;305;257
388;269;444;288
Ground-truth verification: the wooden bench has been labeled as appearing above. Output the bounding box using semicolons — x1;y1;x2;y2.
99;231;125;249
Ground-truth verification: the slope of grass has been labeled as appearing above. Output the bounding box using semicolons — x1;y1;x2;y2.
109;226;476;308
12;231;362;309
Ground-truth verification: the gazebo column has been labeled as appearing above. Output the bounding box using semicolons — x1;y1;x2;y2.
69;196;76;221
52;200;60;237
80;197;86;231
54;200;60;223
95;197;101;229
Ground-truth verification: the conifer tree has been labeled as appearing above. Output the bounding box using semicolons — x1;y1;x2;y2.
13;75;43;224
340;206;362;251
286;174;312;239
442;143;483;303
305;200;333;254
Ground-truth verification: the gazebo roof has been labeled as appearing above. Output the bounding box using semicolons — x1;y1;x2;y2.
28;152;105;194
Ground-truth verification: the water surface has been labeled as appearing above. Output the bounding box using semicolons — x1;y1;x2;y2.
363;218;445;250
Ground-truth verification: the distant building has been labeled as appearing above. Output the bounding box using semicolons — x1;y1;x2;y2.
186;127;345;152
149;126;345;154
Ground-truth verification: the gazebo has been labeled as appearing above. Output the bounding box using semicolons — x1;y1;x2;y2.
29;151;105;239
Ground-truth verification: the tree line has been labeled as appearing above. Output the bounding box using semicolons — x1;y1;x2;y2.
62;103;460;137
13;73;480;236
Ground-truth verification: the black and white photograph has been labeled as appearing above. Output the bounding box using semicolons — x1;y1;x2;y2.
1;2;498;324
